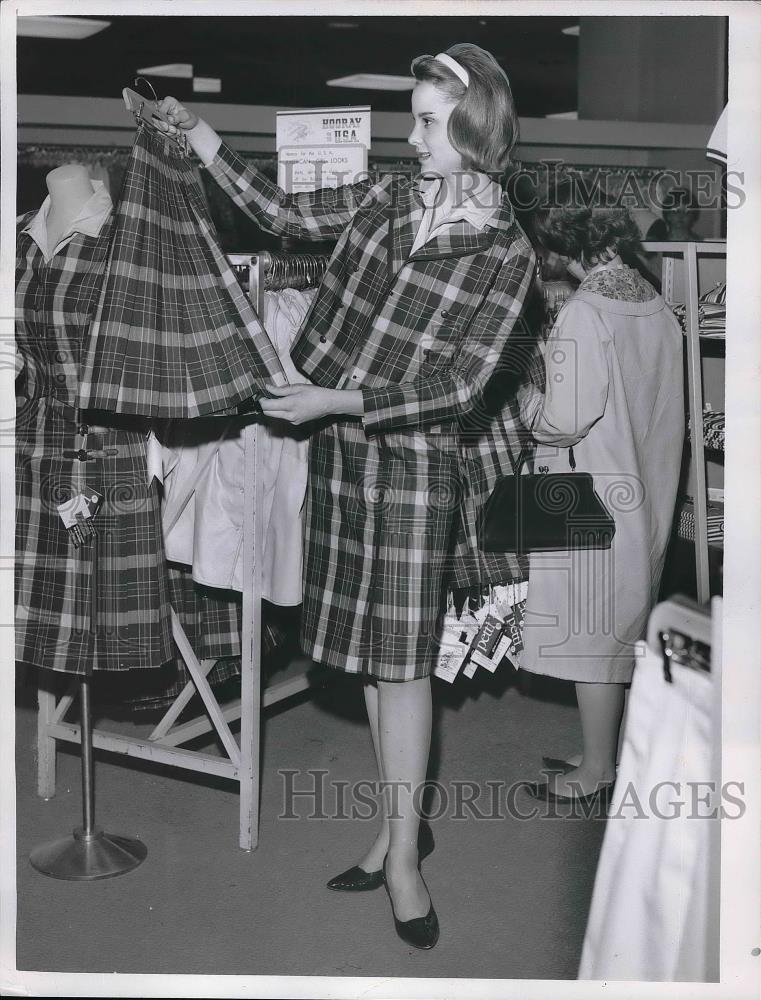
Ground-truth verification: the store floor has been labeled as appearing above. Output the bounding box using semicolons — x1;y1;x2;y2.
15;661;606;980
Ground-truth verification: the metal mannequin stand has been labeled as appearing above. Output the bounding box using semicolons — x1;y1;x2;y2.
30;531;147;880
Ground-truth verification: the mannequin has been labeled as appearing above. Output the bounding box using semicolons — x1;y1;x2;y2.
16;165;174;676
42;163;96;255
17;165;175;877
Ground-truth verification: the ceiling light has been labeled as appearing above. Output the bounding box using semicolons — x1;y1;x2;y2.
561;25;580;37
193;77;222;94
17;16;110;39
327;74;415;92
328;21;359;29
137;63;194;78
545;110;579;120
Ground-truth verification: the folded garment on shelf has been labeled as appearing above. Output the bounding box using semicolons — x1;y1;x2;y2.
670;301;725;337
676;501;724;545
688;408;725;451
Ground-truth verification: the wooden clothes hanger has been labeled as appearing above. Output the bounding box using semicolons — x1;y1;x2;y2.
122;77;189;155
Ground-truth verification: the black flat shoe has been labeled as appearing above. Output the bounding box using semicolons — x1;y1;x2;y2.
326;821;435;892
525;780;615;806
541;755;575;773
382;858;439;950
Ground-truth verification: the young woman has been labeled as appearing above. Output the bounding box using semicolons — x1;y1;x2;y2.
159;42;534;949
517;193;684;804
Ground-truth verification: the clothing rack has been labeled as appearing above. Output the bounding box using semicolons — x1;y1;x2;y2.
37;251;326;850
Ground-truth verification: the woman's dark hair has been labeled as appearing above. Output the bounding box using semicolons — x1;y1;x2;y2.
530;176;642;265
410;43;518;174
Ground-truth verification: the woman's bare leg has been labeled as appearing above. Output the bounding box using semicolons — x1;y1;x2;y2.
354;680;390;873
549;680;624;797
378;675;433;920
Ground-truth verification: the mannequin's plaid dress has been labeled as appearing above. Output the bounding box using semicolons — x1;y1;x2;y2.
15;211;174;674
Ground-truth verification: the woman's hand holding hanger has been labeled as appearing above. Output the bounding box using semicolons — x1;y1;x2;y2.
156;97;198;132
155;97;220;164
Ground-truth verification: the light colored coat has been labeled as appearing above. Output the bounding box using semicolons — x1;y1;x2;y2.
518;265;684;683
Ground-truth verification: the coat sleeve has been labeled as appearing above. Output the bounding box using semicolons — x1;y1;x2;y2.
360;238;536;434
203;141;375;241
518;298;611;446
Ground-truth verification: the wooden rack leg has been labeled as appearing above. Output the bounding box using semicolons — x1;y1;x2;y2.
169;610;241;767
239;420;262;850
148;658;216;742
37;680;57;800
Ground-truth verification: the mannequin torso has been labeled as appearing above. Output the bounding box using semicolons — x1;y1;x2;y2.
44;164;96;255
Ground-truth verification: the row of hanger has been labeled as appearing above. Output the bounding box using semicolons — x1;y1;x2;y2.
260;251;330;292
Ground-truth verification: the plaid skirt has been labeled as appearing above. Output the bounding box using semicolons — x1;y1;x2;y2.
300;421;460;682
77;122;287;419
15;397;174;674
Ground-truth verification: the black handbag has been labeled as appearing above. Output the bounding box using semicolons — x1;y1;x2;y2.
478;446;616;555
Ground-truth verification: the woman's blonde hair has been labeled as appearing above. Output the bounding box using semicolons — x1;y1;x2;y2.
411;43;519;174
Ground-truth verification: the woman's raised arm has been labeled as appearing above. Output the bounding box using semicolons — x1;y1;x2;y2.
155;97;373;242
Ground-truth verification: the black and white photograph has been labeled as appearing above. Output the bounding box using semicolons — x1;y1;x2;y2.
1;2;759;997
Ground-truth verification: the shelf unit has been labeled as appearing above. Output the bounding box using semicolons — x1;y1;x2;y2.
642;241;726;604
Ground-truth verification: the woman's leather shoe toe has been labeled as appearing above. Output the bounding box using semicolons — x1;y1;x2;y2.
393;903;440;950
326;865;384;892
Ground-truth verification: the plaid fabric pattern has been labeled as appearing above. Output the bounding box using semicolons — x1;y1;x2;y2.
78;123;287;419
301;422;457;680
126;566;295;711
125;561;241;709
206;144;535;679
15;213;174;674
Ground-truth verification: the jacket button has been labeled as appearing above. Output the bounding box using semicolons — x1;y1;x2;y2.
319;335;327;343
440;309;449;318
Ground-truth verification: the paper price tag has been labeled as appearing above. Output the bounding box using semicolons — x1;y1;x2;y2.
57;488;103;548
462;657;479;679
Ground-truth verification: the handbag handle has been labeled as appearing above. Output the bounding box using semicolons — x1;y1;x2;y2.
512;444;576;477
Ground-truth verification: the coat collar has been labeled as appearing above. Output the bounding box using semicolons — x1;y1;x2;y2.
387;174;515;276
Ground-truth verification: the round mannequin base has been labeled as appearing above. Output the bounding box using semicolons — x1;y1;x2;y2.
29;826;147;880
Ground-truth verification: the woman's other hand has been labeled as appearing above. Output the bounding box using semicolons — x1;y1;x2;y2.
156;97;199;133
260;385;363;425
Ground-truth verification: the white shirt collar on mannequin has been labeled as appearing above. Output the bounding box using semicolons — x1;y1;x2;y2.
23;179;113;261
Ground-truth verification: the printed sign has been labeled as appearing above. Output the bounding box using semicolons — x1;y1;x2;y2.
276;106;371;150
278;144;368;194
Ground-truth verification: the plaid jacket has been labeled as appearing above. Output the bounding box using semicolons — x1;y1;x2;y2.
206;144;536;588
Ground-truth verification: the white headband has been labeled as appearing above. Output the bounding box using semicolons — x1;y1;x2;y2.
435;52;470;88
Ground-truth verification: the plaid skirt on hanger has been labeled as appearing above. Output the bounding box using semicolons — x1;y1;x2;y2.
78;122;287;419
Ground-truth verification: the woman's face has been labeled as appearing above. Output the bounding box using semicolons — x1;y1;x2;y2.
408;80;464;181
